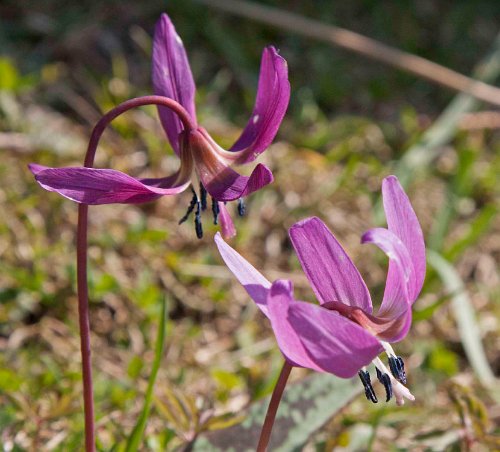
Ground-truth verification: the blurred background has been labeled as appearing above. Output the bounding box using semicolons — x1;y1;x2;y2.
0;0;499;450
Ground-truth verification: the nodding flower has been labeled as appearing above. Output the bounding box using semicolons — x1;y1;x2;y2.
29;13;290;239
215;176;425;405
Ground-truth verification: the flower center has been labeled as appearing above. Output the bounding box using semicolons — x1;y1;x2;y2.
178;182;246;238
322;300;408;342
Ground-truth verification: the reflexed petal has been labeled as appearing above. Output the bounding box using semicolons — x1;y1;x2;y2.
29;164;190;205
189;129;273;201
229;46;290;164
152;13;197;155
382;176;426;302
361;227;413;342
218;202;236;239
267;281;383;377
214;232;271;316
289;217;373;312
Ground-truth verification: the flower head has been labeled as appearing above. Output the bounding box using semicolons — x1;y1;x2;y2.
29;13;290;239
215;175;425;404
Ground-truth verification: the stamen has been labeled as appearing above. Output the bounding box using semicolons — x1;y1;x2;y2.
199;183;208;211
179;188;198;224
382;342;407;384
194;197;203;239
358;370;378;403
211;198;220;225
373;357;414;406
381;341;396;357
238;198;246;216
376;367;393;402
388;356;407;385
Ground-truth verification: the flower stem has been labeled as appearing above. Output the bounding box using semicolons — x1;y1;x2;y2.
256;361;293;452
76;96;196;451
77;204;95;452
84;95;196;166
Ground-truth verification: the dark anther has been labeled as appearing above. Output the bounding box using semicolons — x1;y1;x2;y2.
179;189;198;224
199;183;208;211
237;198;246;216
358;370;378;403
376;367;393;402
388;356;407;384
211;198;220;225
396;357;407;384
194;197;203;239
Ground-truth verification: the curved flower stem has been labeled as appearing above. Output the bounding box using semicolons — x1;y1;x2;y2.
84;95;196;166
76;96;195;452
256;361;293;452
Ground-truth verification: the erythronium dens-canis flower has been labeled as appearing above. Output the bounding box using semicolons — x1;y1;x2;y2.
215;175;425;405
29;13;290;239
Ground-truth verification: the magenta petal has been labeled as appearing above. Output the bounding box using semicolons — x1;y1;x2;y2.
361;227;413;342
29;164;190;205
214;232;271;316
229;46;290;164
382;175;426;302
267;281;382;377
189;128;274;201
152;13;197;155
217;202;237;239
266;280;324;371
289;217;373;312
202;163;273;202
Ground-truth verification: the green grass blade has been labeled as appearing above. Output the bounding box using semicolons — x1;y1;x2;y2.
373;31;500;223
395;31;500;186
427;250;496;387
444;204;498;261
125;298;168;452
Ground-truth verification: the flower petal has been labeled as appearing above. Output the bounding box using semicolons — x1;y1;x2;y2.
361;227;413;342
29;164;190;205
229;46;290;164
218;202;236;239
267;280;383;377
266;280;324;371
214;232;271;316
288;217;373;312
152;13;197;155
189;128;273;201
382;175;426;302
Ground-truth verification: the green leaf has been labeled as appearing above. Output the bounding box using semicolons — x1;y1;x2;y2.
125;297;167;452
191;373;362;451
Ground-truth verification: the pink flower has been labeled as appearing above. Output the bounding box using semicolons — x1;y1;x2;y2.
29;13;290;239
215;176;425;404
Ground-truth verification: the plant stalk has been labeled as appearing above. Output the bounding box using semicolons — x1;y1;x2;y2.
256;361;293;452
76;96;195;451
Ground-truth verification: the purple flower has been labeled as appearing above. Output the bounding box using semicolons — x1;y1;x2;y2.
215;176;425;405
29;13;290;239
